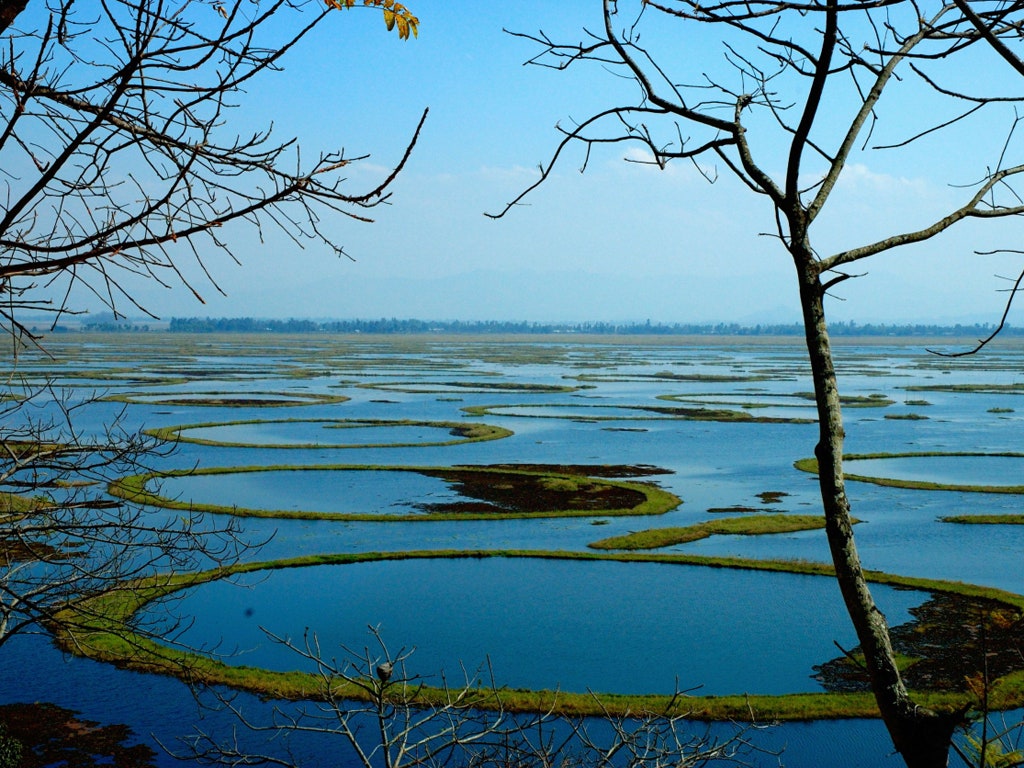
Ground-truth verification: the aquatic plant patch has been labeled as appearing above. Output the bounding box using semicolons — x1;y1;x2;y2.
145;419;513;449
796;452;1024;494
0;702;157;768
356;380;584;394
588;514;830;550
656;393;811;412
814;592;1024;695
14;371;188;388
476;463;673;479
942;514;1024;524
0;492;78;566
657;392;891;410
105;391;349;407
463;402;815;424
109;464;681;521
792;391;895;407
574;372;775;384
905;383;1024;394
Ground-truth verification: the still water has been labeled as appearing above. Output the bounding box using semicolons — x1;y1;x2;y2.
158;557;923;696
845;454;1024;487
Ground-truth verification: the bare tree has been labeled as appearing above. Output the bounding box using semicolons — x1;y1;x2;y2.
0;381;249;646
0;0;425;341
0;0;424;643
179;626;763;768
489;2;1024;765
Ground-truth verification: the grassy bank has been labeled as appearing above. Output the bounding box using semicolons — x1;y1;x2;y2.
588;514;831;550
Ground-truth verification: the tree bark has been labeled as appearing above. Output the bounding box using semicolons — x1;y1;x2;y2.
0;0;27;36
795;258;961;768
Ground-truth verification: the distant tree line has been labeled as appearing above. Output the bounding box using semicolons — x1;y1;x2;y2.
147;317;1021;337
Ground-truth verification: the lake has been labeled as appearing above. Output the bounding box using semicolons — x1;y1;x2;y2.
4;333;1024;767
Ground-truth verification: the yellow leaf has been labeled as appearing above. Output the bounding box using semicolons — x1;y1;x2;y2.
331;0;418;41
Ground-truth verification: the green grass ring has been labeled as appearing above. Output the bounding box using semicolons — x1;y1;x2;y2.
144;418;513;449
49;549;1024;722
658;392;893;409
355;380;584;394
588;514;833;550
794;452;1024;495
104;391;350;407
463;402;815;424
108;464;681;522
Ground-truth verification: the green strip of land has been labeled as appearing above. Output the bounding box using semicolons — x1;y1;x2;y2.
588;514;829;550
795;453;1024;495
145;418;513;449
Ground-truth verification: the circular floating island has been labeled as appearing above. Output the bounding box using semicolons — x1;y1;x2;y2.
795;452;1024;494
110;463;681;521
145;418;513;449
105;391;349;407
355;380;585;394
463;402;815;424
53;550;1024;721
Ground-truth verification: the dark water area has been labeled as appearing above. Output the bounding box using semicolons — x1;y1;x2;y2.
6;334;1024;766
0;631;914;768
158;557;924;696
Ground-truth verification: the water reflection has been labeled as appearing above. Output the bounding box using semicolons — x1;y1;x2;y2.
158;557;925;697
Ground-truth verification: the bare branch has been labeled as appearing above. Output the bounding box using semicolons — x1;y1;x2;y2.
928;262;1024;356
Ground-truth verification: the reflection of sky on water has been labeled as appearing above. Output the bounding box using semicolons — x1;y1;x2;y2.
482;404;659;419
181;421;457;447
155;469;463;515
156;558;925;697
131;392;308;403
846;455;1024;487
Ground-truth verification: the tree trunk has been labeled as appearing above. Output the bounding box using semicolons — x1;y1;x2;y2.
795;260;961;768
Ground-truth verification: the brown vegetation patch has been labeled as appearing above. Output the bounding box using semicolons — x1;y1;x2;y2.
0;535;75;566
814;593;1024;693
416;468;648;515
0;702;156;768
474;463;671;478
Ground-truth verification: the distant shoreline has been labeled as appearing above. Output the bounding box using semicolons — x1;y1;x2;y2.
39;330;1024;350
37;315;1022;343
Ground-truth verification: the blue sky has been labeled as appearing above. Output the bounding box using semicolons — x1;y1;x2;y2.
102;2;1024;324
